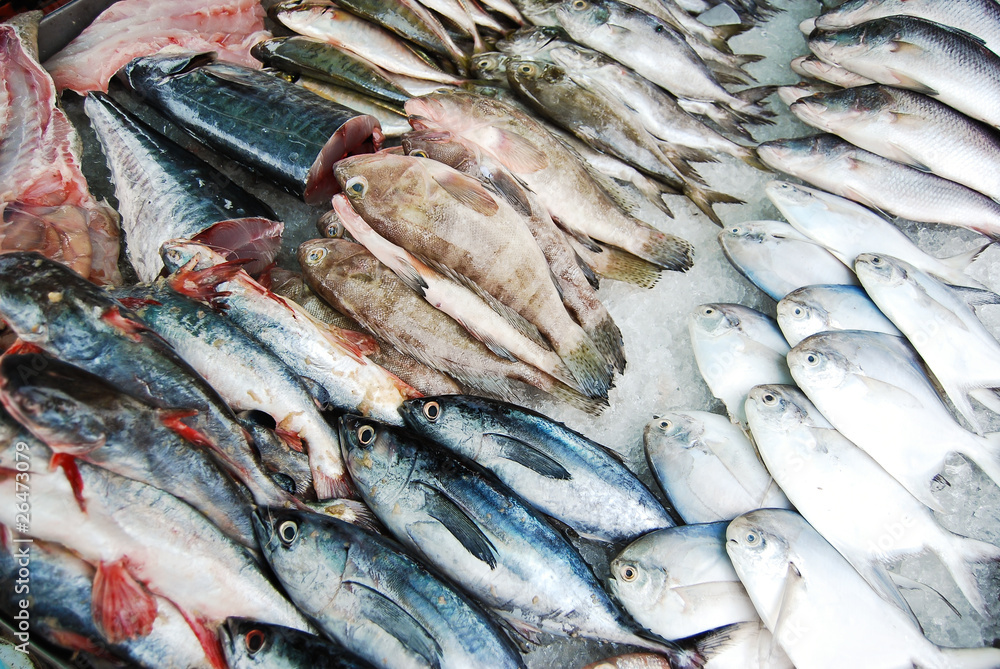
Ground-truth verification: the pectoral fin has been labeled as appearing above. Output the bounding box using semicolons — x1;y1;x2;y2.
347;581;443;667
485;433;571;479
417;482;498;568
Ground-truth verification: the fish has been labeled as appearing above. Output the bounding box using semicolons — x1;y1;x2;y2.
333;151;615;398
338;414;703;666
855;253;1000;433
609;523;760;640
776;283;901;347
123;50;383;206
643;410;791;524
765;180;989;289
416;0;496;53
296;76;412;137
84;92;283;283
789;55;875;87
220;618;377;669
757;134;1000;240
0;252;291;507
41;0;269;94
746;383;1000;618
789;85;1000;202
775;81;834;106
564;236;663;288
270;0;464;84
0;15;121;287
398;395;674;541
405;91;695;271
253;508;526;669
727;509;1000;669
809;17;1000;129
718;219;860;301
238;411;316;501
0;352;256;550
299;238;603;412
786;330;1000;512
689;303;793;424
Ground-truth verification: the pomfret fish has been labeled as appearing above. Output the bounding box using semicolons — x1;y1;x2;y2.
776;284;900;347
220;618;376;669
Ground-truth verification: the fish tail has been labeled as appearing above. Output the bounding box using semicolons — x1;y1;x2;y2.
546;378;609;415
586;314;627;374
554;329;614;400
308;441;357;501
967;432;1000;491
738;146;772;172
937;534;1000;616
733;52;766;67
587;244;662;288
712;23;753;47
684;183;745;227
735;85;778;109
636;227;695;271
713;68;754;87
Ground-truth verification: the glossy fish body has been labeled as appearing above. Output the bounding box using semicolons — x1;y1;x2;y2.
644;410;791;524
398;395;673;541
776;283;900;347
254;508;525;669
221;618;376;669
123;51;382;205
297;77;411;137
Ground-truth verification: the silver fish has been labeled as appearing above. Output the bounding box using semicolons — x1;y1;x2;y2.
776;283;901;347
790;55;875;87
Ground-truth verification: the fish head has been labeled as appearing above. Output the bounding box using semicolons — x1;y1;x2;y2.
269;0;335;26
792;85;890;131
497;26;569;56
725;510;799;626
339;415;411;503
555;0;612;37
334;153;426;221
159;239;228;274
298;238;372;282
814;0;891;30
689;304;741;339
248;37;285;64
238;413;314;499
854;252;910;290
0;253;91;347
399;396;481;449
808;24;879;64
777;291;829;336
402;130;476;173
471;52;511;82
608;539;667;613
122;50;216;91
763;181;830;238
507;58;566;93
643;411;702;455
406;91;500;133
745;384;818;434
316;209;346;239
756;135;850;175
786;337;851;390
220;617;276;669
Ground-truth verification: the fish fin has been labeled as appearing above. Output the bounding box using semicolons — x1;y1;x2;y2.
115;297;161;311
159;409;216;449
314;320;377;360
938;535;1000;615
546;380;609;415
91;559;158;643
484;169;533;218
310;445;355;501
885;66;937;96
768;560;804;661
176;609;228;669
273;427;305;453
885;137;931;170
299;376;332;408
416;481;498;568
557;329;614;400
167;262;247;305
3;339;44;356
586;314;626;374
941;241;993;271
712;69;752;86
942;380;985;435
308;499;383;533
346;581;443;666
889;571;960;620
495;613;544;648
49;453;86;513
485;128;550;173
604;21;633;36
970;387;1000;416
714;22;753;44
100;306;150;342
484;433;572;479
852;559;921;627
684;184;743;228
585;243;662;289
946;285;1000;308
575;248;601;289
426;164;500;215
963;432;1000;496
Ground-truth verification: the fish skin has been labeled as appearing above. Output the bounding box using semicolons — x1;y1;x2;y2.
84;92;282;283
0;352;257;550
644;410;791;524
221;618;376;669
718;219;860;301
405;91;695;271
727;509;1000;669
253;508;526;669
809;17;1000;129
776;283;900;348
609;523;760;640
789;55;875;87
299;238;604;413
399;394;673;541
789;85;1000;202
296;77;411;138
0;252;291;508
338;414;702;666
758;134;1000;240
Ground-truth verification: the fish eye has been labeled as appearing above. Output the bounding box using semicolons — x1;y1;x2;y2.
572;0;588;9
325;221;345;238
746;531;758;545
519;63;534;75
702;307;714;316
657;418;672;430
304;247;328;266
619;564;639;582
410;149;429;158
475;59;492;70
422;401;441;422
244;628;267;655
792;306;805;318
870;255;882;265
762;393;777;406
271;472;297;495
805;353;820;366
729;226;741;234
346;176;368;199
278;520;298;545
357;424;376;445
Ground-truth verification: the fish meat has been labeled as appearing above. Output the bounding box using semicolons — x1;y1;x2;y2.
718;219;860;301
220;618;376;669
398;394;674;541
643;410;791;524
0;14;121;287
85;92;282;283
123;50;383;205
758;134;1000;240
609;523;760;639
254;508;525;669
776;283;900;347
42;0;270;94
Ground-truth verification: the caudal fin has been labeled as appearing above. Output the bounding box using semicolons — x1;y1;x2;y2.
685;183;745;227
585;314;627;374
937;533;1000;616
571;239;662;289
553;328;614;400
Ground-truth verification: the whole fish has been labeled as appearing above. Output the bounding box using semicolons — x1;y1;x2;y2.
718;219;859;301
689;303;793;424
643;410;791;524
338;415;702;666
0;252;290;507
405;91;695;271
746;384;1000;617
809;17;1000;129
856;253;1000;433
776;283;900;347
334;151;615;398
766;180;988;289
84;92;282;283
790;55;875;87
757;134;1000;239
398;395;673;541
123;50;383;205
254;508;525;669
787;330;1000;511
296;76;411;137
815;0;1000;57
609;523;760;640
299;238;602;412
789;85;1000;201
220;618;376;669
0;353;256;550
727;509;1000;669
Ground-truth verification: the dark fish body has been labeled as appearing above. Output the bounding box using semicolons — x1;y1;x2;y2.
399;395;674;541
84;92;281;283
123;50;382;205
221;618;377;669
253;508;525;669
239;412;316;501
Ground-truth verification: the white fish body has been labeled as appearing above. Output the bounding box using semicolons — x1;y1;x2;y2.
776;284;901;347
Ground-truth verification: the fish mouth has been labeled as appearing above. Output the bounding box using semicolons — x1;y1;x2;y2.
251;507;278;551
789;99;833;131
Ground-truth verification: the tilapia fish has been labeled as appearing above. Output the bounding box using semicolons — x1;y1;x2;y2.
85;93;282;283
42;0;269;94
0;15;120;286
